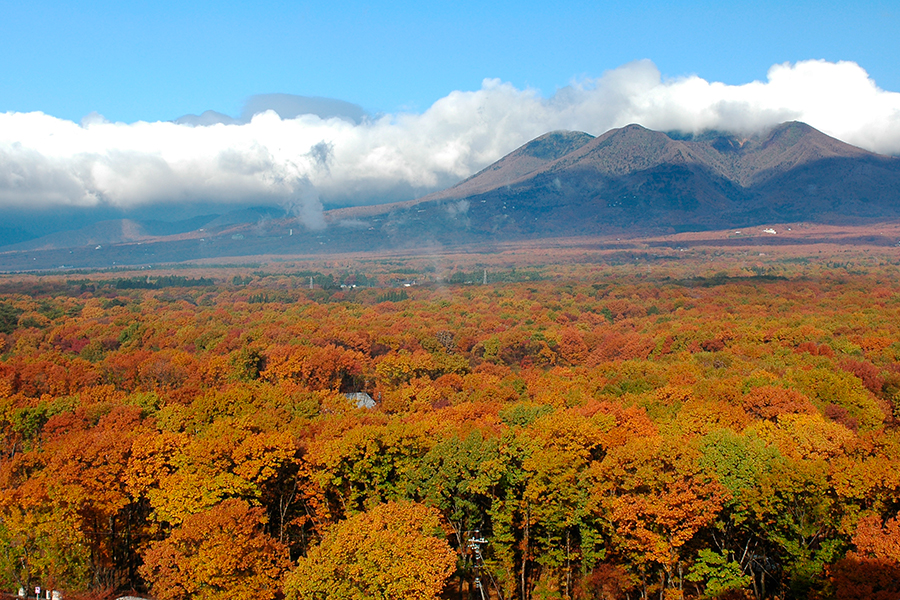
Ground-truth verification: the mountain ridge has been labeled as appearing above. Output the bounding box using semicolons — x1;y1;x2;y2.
329;121;899;234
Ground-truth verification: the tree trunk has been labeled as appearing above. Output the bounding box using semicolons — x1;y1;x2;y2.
564;529;571;600
521;503;530;600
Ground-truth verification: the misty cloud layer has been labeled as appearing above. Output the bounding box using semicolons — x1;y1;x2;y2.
2;59;900;225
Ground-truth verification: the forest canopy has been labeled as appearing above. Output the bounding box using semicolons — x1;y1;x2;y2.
1;248;900;600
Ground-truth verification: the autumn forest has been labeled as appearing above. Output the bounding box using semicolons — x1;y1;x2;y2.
2;241;900;600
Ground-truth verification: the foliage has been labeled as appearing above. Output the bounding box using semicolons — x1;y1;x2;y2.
139;499;290;600
686;549;753;599
0;302;23;334
283;501;455;600
3;257;900;599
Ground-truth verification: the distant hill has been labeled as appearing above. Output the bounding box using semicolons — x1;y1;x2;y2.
7;219;164;252
3;122;900;270
1;208;290;253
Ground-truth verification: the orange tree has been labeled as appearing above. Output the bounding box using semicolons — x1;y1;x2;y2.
139;499;290;600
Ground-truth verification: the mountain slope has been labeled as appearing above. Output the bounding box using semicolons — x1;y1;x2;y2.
7;219;155;251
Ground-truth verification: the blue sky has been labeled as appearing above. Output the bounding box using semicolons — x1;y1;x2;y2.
2;0;897;123
1;0;900;217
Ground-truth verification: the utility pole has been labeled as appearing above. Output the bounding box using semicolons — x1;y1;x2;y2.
468;531;489;600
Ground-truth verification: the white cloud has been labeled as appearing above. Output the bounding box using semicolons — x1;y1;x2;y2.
2;59;899;221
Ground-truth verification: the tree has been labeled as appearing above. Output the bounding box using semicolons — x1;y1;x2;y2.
685;549;752;599
414;431;497;550
0;503;90;594
825;514;900;600
36;404;149;589
741;458;845;598
591;435;727;598
127;419;297;527
139;499;290;600
0;302;23;335
306;422;432;516
827;556;900;600
518;408;608;598
697;428;783;599
284;501;455;600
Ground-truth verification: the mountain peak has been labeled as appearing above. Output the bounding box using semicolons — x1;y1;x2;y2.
418;130;595;203
745;121;872;183
516;130;595;161
763;121;828;148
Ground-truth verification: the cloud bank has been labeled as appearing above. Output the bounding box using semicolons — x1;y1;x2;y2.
2;59;900;225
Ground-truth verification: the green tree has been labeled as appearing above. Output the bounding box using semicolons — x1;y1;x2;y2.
307;422;432;515
0;302;22;334
745;459;846;598
686;549;752;599
698;428;783;599
0;504;90;593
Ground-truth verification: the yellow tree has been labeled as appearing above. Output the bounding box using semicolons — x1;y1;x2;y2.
126;419;297;526
284;501;455;600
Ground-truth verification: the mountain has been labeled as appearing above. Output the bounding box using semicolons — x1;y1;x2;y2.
3;122;900;271
333;122;900;238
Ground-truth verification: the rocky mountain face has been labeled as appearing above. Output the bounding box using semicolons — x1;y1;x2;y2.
350;121;900;239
